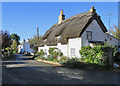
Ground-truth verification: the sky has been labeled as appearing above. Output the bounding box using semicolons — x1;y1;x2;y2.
2;2;118;43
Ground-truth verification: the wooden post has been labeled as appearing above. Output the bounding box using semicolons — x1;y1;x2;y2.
23;39;25;53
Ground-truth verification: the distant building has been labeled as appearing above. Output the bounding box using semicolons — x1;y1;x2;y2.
38;7;120;58
17;40;34;54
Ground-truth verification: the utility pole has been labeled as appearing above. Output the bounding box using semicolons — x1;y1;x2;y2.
37;27;39;52
107;14;112;32
23;39;25;54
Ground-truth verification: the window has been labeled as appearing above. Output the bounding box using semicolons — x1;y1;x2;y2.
105;39;107;42
45;49;47;55
71;48;75;55
55;35;61;43
86;31;92;40
110;38;112;40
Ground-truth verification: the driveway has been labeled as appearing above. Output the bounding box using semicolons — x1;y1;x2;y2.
2;54;120;84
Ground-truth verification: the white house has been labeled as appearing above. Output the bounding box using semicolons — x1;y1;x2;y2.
38;7;119;58
18;41;34;54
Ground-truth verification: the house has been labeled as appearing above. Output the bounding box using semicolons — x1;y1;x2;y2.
17;40;34;54
38;7;119;58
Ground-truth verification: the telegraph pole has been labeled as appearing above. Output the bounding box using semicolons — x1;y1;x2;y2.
107;14;112;32
23;39;25;54
37;27;39;52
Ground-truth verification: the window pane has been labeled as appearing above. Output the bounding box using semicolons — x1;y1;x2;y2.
86;31;92;40
71;48;75;55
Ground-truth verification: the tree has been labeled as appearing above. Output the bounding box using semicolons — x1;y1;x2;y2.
11;40;18;51
28;35;42;52
1;30;12;49
109;25;120;39
11;33;20;45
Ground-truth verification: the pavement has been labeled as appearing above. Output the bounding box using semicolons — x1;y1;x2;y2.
1;54;120;84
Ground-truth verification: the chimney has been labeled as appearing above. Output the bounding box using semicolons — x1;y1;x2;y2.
58;10;65;24
90;6;96;14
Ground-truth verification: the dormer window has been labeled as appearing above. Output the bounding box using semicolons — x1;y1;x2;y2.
55;35;61;43
86;31;92;40
44;39;47;42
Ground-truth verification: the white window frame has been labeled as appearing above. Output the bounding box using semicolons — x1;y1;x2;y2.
71;48;75;55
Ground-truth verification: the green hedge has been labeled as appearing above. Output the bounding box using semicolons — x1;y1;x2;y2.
79;45;115;67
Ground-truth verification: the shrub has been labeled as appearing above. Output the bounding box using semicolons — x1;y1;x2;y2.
60;57;81;67
48;47;58;55
48;47;63;60
60;56;68;61
79;45;115;67
46;55;55;60
37;49;45;56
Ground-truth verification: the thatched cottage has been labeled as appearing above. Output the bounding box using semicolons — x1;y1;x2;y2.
38;7;119;58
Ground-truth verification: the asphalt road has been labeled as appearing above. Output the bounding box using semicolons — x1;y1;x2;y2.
1;54;120;84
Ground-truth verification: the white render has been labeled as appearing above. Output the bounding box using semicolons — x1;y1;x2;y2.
38;20;120;58
17;42;34;53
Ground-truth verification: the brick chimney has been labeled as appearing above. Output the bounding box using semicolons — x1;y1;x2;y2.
90;6;96;14
58;10;65;24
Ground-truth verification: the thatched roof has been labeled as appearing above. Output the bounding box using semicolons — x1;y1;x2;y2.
39;11;107;46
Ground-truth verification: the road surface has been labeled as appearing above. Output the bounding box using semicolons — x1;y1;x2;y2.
2;54;120;84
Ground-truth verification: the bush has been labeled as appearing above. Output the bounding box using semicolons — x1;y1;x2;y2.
46;55;55;60
60;56;68;61
79;45;115;67
37;49;45;56
60;57;81;67
48;47;63;60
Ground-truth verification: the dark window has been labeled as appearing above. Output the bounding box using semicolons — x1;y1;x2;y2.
86;31;92;40
110;38;112;40
105;39;107;42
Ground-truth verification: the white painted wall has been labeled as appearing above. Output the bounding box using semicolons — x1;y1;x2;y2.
18;42;34;53
17;45;23;53
68;37;81;58
81;20;105;47
38;43;68;57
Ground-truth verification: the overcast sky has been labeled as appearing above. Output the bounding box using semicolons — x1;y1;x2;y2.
2;2;118;43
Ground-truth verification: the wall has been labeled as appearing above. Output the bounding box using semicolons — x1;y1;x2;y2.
38;43;68;57
18;42;34;53
68;37;81;58
24;42;34;53
105;34;119;46
81;20;105;47
17;45;23;53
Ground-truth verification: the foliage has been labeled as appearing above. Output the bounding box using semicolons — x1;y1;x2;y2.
28;35;42;52
48;47;58;55
11;40;18;51
46;55;55;60
60;56;68;61
79;45;115;66
37;49;45;56
48;47;63;60
60;57;82;67
108;25;120;39
1;30;12;49
11;33;20;45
